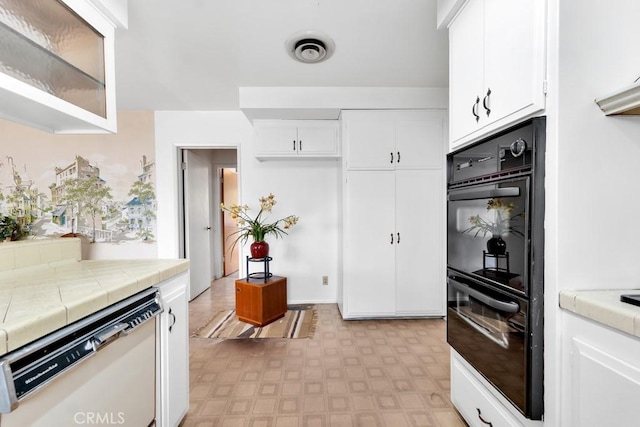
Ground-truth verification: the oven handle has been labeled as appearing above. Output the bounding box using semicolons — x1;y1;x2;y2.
449;277;520;313
448;187;519;201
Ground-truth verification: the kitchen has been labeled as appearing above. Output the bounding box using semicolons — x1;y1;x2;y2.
1;0;640;426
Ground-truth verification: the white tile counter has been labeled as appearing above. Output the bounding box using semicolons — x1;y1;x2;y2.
559;289;640;338
0;238;188;355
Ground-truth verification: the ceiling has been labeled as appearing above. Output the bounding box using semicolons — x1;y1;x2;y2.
113;0;449;112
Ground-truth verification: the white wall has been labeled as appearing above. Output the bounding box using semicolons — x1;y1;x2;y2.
154;111;339;304
546;0;640;424
240;140;340;304
154;112;251;259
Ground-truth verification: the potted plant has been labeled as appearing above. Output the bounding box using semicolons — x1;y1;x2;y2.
462;198;524;254
220;193;299;258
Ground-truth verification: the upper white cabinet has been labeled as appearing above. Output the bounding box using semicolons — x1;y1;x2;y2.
344;110;444;170
0;0;117;133
254;120;339;160
448;0;546;149
339;110;446;319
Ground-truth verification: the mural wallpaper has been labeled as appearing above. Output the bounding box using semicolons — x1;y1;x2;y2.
0;111;157;253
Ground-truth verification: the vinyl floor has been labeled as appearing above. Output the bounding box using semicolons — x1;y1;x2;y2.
182;273;468;427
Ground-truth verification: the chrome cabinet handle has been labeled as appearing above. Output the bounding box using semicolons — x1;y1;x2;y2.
390;233;394;244
472;96;480;122
483;88;492;117
397;232;400;243
293;140;296;151
397;151;400;163
390;152;394;163
477;408;493;426
299;140;302;151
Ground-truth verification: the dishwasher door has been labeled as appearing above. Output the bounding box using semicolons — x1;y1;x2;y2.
0;319;156;427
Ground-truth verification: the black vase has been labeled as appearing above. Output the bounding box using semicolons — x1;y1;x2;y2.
487;236;506;255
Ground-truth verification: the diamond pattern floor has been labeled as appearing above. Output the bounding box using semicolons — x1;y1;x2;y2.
182;273;467;427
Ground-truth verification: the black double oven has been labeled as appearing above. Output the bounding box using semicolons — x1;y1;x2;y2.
446;117;545;420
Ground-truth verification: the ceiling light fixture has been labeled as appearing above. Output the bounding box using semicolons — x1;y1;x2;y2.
286;30;335;64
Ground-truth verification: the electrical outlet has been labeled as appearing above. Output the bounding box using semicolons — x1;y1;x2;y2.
322;276;328;286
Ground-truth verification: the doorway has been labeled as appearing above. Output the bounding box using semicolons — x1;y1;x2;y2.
180;148;238;301
221;168;239;276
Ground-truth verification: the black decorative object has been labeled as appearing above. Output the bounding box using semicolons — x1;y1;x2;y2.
487;236;507;255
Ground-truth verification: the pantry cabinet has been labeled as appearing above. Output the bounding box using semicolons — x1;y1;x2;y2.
0;0;118;133
561;312;640;427
156;272;189;427
254;120;339;159
448;0;546;149
339;110;445;319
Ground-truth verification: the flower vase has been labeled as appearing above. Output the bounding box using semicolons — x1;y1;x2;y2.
250;241;269;259
487;236;506;255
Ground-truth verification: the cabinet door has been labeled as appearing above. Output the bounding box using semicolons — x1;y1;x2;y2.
395;170;445;315
343;171;396;317
448;0;484;145
570;338;640;427
344;119;395;170
483;0;544;129
296;122;339;156
255;122;299;157
159;281;189;427
395;113;445;170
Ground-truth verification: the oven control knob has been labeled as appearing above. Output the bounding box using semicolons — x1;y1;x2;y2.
510;138;527;157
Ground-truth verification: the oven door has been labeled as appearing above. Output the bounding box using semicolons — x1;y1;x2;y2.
448;176;530;295
446;271;530;416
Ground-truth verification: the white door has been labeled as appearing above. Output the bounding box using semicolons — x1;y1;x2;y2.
296;122;338;156
395;169;444;316
343;117;395;170
183;149;212;300
448;0;484;144
343;171;396;317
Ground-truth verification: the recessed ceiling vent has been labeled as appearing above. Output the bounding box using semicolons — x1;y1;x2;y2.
286;31;335;64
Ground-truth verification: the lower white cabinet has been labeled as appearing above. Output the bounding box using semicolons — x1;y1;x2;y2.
342;169;444;318
562;312;640;427
156;272;189;427
339;109;446;319
451;351;540;427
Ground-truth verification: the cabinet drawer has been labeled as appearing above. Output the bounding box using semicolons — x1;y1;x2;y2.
451;354;523;427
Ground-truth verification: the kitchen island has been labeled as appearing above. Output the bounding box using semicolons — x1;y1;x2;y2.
0;237;188;354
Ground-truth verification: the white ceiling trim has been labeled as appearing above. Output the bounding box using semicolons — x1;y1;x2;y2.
239;87;449;121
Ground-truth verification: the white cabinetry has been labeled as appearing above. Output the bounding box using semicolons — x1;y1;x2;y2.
451;351;540;427
448;0;546;149
0;0;118;133
156;272;189;427
561;312;640;427
254;120;339;159
340;110;445;319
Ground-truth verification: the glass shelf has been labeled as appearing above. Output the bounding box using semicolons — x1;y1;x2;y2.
0;0;107;119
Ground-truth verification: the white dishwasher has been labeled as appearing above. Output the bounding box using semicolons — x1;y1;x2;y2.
0;287;161;427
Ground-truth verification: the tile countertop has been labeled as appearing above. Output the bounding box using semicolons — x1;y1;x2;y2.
0;258;189;356
559;289;640;338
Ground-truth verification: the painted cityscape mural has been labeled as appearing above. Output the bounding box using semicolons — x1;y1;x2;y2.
0;112;157;251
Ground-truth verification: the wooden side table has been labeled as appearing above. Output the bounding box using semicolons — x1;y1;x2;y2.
235;276;287;326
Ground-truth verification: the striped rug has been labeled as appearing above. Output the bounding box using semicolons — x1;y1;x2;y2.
193;308;317;339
